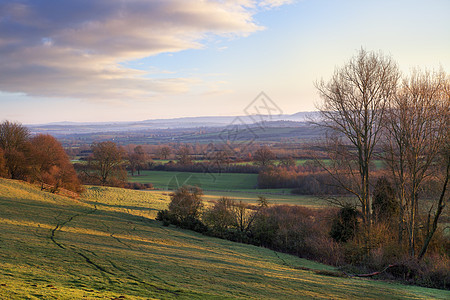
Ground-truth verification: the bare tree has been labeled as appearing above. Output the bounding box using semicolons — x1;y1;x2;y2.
383;70;449;256
176;145;192;165
128;145;148;176
418;132;449;259
315;49;400;245
88;141;126;185
158;146;171;160
233;196;268;233
254;146;275;167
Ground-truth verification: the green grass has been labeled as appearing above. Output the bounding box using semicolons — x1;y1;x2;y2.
202;190;329;207
129;170;259;190
1;178;449;299
128;170;338;207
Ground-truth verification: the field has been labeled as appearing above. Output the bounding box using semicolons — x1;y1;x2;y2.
1;178;449;299
129;170;259;190
128;170;330;207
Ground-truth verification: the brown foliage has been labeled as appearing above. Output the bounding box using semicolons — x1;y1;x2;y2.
87;141;126;186
253;146;275;167
176;145;192;166
0;148;7;177
0;121;31;179
169;186;204;222
29;134;83;193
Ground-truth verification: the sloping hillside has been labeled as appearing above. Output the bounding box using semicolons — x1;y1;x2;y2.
0;178;448;299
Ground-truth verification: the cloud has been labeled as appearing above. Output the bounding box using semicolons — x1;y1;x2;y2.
0;0;291;102
259;0;295;8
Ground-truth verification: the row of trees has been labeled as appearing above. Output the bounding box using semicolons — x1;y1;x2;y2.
315;49;449;259
0;122;153;191
0;121;82;193
257;164;347;195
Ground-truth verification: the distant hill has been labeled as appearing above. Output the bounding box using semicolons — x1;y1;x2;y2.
26;112;322;145
27;111;319;136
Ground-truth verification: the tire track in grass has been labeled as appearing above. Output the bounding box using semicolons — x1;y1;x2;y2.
48;206;116;283
106;258;183;297
100;221;134;250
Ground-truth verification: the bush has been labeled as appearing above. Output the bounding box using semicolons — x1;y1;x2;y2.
330;204;359;243
168;186;204;222
156;209;174;226
385;256;450;290
203;197;238;236
372;177;398;225
156;186;207;233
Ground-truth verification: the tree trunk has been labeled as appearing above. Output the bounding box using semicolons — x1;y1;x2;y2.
418;161;448;259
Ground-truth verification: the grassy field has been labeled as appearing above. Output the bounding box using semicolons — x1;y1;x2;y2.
129;170;259;190
128;170;330;207
1;178;449;299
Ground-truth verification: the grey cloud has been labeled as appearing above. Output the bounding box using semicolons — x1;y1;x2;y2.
0;0;288;101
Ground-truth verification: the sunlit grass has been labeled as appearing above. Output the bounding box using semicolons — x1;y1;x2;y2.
128;170;258;190
0;178;448;299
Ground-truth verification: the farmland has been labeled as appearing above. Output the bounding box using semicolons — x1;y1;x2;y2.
128;170;331;207
128;170;258;190
1;178;448;299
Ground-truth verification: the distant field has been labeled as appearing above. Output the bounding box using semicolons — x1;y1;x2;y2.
1;178;448;299
128;170;330;207
129;170;259;190
151;159;385;169
201;190;329;207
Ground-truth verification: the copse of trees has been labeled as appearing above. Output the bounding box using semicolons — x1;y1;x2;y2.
157;183;449;288
313;49;449;262
0;121;82;194
382;69;449;258
157;186;343;265
315;49;401;248
257;165;348;195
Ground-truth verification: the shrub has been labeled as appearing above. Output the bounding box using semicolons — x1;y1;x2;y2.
203;197;237;236
385;256;450;289
156;209;174;226
372;177;398;225
330;204;359;243
168;185;204;223
156;186;207;233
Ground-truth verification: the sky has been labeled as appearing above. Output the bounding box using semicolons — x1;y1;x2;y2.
0;0;449;124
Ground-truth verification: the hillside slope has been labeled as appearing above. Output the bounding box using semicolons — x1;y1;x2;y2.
0;178;448;299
